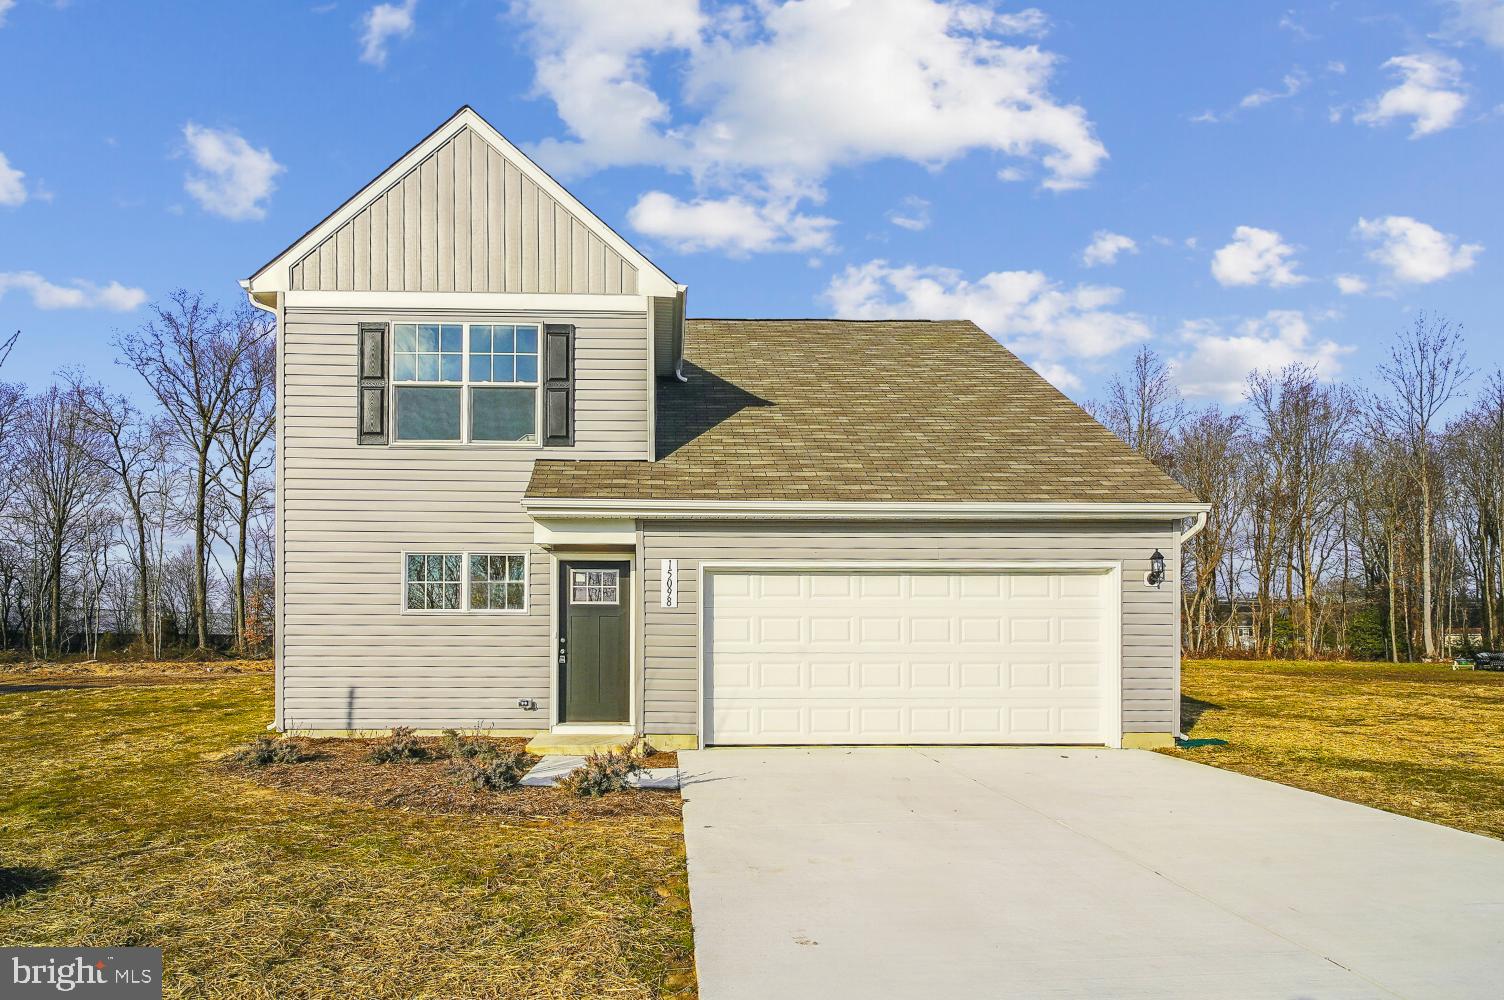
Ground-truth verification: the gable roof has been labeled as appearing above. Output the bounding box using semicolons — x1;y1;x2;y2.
525;319;1203;508
244;106;678;297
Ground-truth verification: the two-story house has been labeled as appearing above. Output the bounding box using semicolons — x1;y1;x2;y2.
242;107;1207;751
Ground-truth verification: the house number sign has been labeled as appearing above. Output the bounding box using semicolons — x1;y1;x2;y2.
660;559;679;608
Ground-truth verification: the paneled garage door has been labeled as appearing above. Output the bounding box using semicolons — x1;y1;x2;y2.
703;569;1118;746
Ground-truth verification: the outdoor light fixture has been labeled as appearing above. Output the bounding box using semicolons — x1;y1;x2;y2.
1147;549;1166;588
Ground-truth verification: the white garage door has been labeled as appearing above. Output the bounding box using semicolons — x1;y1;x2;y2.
704;569;1117;746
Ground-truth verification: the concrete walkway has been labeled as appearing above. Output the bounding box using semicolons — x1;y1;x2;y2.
679;747;1504;1000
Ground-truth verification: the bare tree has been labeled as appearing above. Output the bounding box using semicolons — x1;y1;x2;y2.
1168;407;1247;652
74;379;166;651
212;314;276;651
1095;345;1185;469
1367;314;1471;659
116;291;269;651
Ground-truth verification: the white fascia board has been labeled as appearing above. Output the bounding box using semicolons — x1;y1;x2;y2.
521;497;1213;521
283;290;649;313
246;107;678;297
532;517;638;547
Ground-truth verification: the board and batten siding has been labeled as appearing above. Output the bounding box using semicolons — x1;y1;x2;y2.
279;304;649;730
638;520;1182;738
287;126;639;296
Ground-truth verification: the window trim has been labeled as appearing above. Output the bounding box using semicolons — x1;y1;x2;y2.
399;550;531;616
390;321;543;448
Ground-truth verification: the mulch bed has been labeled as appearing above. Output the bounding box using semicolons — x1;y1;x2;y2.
227;735;682;823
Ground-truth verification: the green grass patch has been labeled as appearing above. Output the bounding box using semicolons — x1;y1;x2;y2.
1167;658;1504;840
0;675;696;999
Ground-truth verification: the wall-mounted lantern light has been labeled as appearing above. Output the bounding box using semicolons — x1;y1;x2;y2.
1146;549;1166;588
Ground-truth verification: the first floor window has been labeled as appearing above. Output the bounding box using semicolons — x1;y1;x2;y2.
470;554;527;611
404;551;528;612
406;553;462;611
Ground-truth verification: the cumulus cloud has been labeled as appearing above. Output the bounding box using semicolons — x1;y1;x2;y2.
359;0;417;68
886;196;931;232
1240;70;1308;109
181;123;284;221
627;189;835;254
0;0;14;28
1171;311;1354;401
824;259;1151;391
0;151;26;206
1443;0;1504;50
1080;230;1137;267
1334;274;1369;295
1354;215;1482;283
1355;54;1467;137
0;272;148;312
1210;226;1306;288
515;0;1106;254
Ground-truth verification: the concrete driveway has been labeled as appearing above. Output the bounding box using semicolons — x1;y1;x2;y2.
679;748;1504;1000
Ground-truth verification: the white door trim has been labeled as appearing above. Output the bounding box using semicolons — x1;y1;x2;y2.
695;560;1124;750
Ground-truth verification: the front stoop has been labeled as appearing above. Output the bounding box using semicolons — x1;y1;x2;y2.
524;733;634;756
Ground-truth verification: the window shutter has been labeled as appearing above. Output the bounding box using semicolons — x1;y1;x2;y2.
357;322;388;445
543;323;575;447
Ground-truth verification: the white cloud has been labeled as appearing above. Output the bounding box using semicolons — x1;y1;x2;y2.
181;123;284;221
886;195;931;232
627;189;835;254
1354;215;1482;283
0;0;14;28
359;0;416;68
1355;54;1467;138
0;271;148;311
1080;230;1137;267
0;151;25;206
1171;310;1354;401
1334;274;1369;295
1444;0;1504;49
516;0;1106;254
1240;70;1307;109
824;259;1151;390
1210;226;1306;288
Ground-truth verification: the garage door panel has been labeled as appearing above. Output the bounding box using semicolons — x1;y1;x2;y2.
705;570;1116;745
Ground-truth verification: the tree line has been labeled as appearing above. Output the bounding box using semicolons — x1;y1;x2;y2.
0;291;274;660
1096;312;1499;661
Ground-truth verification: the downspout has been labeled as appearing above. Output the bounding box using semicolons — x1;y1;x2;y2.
1174;511;1208;740
673;285;689;382
240;281;283;731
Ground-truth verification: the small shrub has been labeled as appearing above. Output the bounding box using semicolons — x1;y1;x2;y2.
559;739;645;797
454;750;536;791
443;728;501;762
369;726;429;764
231;736;309;768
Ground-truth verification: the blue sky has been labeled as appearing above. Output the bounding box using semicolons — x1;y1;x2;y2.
1;0;1501;404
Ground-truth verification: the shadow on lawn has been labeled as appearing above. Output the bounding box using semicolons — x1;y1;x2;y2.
1180;694;1222;731
0;866;60;902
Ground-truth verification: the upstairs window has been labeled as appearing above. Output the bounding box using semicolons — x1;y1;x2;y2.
392;323;539;444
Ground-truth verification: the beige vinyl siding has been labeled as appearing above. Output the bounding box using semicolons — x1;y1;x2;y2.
287;126;639;296
279;304;649;730
638;520;1181;737
651;296;676;377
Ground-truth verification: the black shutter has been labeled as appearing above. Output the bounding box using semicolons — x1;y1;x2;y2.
543;323;575;447
357;322;388;445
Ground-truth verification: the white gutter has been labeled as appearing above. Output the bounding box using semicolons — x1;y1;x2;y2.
521;497;1212;521
1178;510;1209;545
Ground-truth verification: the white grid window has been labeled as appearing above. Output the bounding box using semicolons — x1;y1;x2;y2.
392;322;540;444
470;554;527;611
405;553;462;611
403;551;528;613
571;569;620;605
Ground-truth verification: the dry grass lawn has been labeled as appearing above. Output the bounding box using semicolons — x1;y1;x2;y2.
0;672;696;999
1167;658;1504;840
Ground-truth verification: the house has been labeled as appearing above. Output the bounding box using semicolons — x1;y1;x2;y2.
242;107;1208;751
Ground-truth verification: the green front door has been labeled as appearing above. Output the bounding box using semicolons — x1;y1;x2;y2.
559;560;631;723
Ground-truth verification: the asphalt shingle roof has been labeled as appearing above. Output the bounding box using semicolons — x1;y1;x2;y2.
525;319;1200;505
